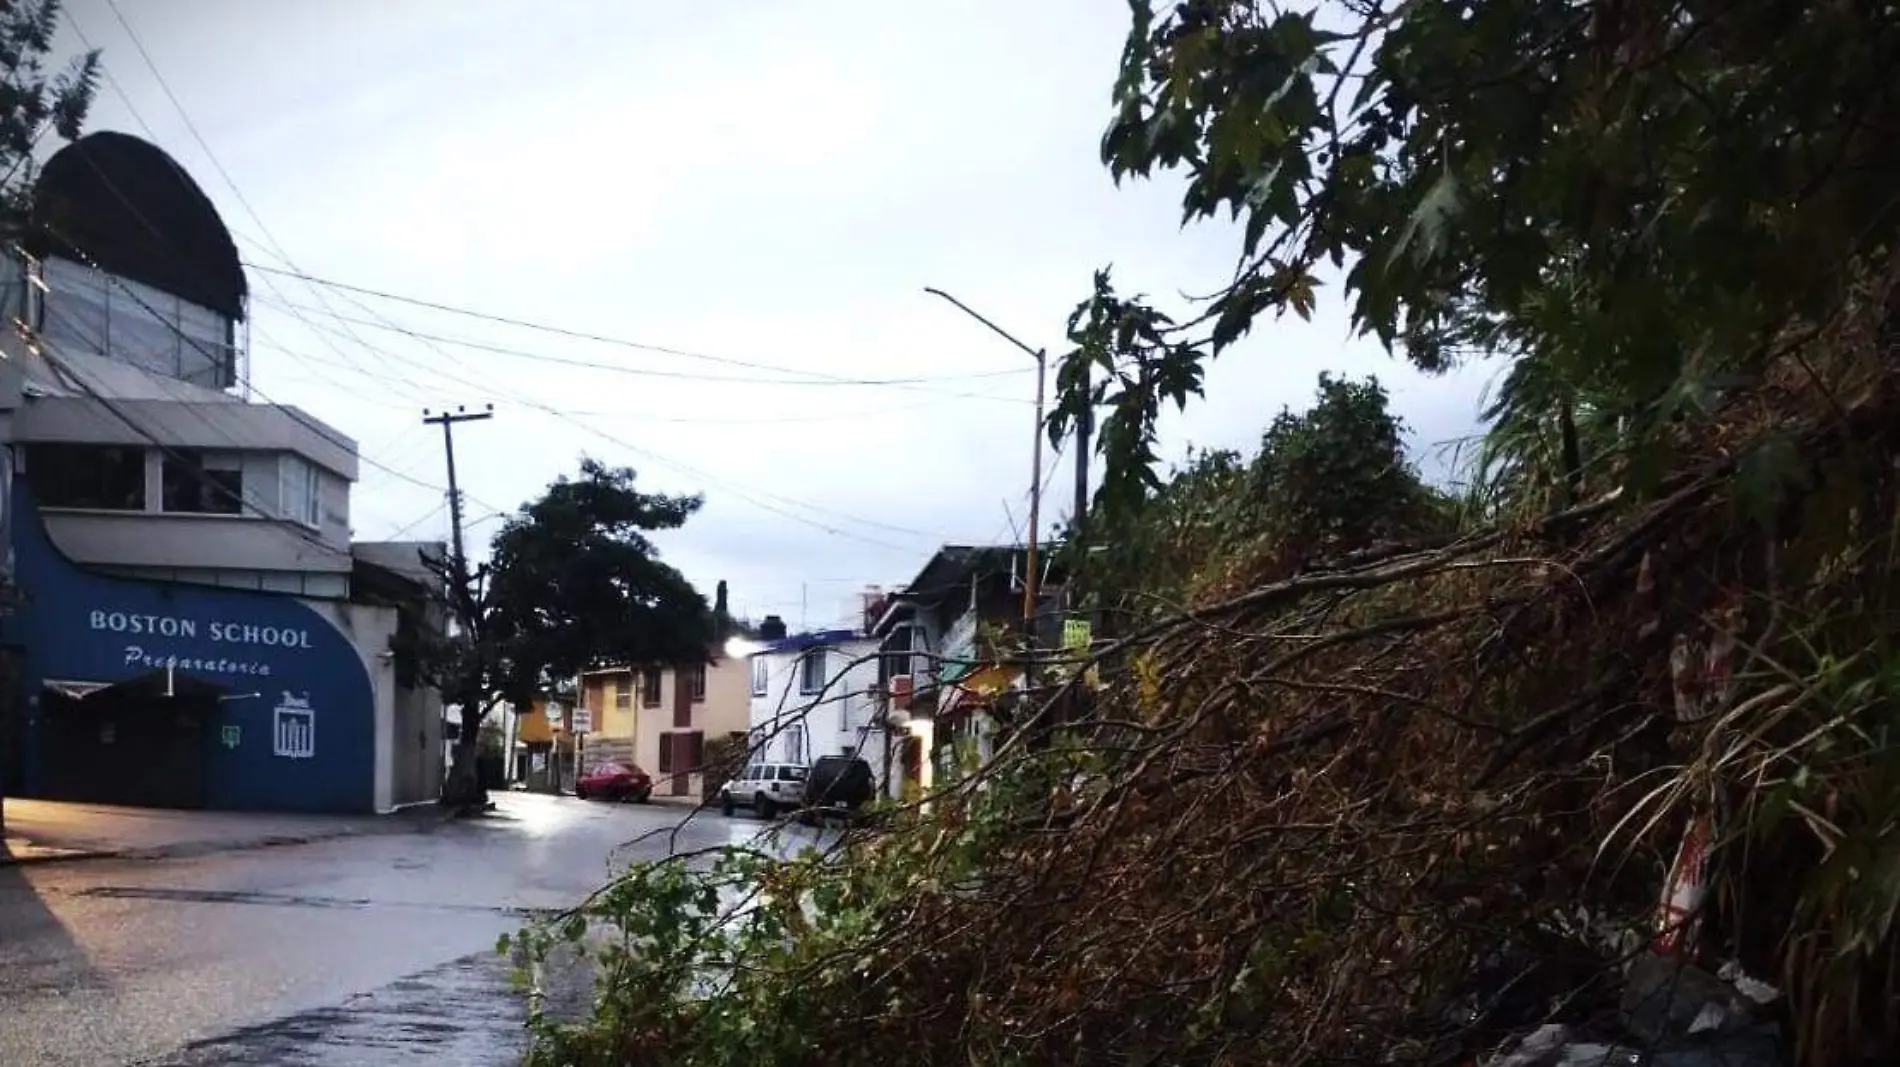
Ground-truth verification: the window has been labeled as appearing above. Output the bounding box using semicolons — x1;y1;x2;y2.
641;667;663;708
686;663;707;702
658;734;674;774
744;764;764;783
778;765;807;782
783;723;806;765
879;625;914;687
38;256;236;389
750;656;768;697
798;649;826;696
614;676;632;709
279;454;321;528
26;444;146;510
161;450;243;515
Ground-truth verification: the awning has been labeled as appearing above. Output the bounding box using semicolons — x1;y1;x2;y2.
42;669;227;704
42;679;110;701
938;663;1023;718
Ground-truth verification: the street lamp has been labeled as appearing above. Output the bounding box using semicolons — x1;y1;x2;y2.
922;287;1047;632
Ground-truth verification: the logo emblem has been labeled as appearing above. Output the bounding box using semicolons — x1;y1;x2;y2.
272;691;315;759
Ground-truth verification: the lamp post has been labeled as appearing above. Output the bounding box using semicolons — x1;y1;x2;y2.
922;288;1047;633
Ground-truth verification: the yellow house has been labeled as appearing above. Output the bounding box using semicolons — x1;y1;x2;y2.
579;653;749;799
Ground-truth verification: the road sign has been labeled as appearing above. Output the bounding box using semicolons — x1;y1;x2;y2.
571;705;591;734
221;725;241;749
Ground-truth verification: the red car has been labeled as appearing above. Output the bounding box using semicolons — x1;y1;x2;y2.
574;762;652;803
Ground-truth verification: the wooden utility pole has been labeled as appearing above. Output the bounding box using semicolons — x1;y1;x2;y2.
424;404;492;803
422;404;493;585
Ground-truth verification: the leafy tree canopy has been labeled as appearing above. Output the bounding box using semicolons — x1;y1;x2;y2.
1052;0;1900;514
424;458;714;733
0;1;99;224
1077;372;1443;623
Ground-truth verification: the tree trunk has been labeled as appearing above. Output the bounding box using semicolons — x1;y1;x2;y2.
440;705;489;813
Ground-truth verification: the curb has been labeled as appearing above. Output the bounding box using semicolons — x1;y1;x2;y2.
0;844;121;867
0;808;456;868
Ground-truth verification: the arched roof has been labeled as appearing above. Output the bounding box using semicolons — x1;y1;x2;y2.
29;130;247;320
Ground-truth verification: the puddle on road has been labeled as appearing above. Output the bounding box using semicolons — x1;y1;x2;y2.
76;885;557;922
139;949;556;1067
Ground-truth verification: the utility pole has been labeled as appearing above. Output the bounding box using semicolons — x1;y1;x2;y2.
1073;365;1090;545
922;287;1049;677
422;404;494;583
1024;348;1046;631
425;404;493;805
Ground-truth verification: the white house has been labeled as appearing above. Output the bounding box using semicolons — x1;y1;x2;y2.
745;617;885;782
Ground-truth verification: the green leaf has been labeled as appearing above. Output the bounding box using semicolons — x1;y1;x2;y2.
1387;168;1463;268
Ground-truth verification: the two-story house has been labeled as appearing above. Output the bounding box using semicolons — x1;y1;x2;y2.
0;131;443;814
578;657;749;800
745;611;885;788
869;544;1066;795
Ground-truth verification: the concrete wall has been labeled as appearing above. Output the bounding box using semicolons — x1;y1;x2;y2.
16;394;358;479
702;655;751;738
304;598;441;810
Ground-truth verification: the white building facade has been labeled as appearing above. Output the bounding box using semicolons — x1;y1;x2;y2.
746;625;885;781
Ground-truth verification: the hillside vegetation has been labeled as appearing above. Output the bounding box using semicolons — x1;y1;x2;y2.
518;2;1900;1064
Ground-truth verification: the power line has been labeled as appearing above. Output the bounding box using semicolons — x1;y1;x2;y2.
42;228;474;501
243;267;949;551
251;294;1024;388
59;6;449;416
62;10;952;553
247;330;1024;426
245;265;1036;399
97;0;445;408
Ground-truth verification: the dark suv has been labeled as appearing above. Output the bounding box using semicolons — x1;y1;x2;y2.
799;754;876;822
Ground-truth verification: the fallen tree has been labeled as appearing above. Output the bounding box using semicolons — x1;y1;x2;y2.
514;0;1900;1062
514;323;1900;1066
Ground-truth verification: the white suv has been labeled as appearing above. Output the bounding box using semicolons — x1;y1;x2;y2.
719;762;808;819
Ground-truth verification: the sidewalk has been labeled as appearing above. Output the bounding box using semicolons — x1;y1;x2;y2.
0;797;450;866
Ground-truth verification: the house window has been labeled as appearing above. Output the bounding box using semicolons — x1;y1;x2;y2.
687;663;707;703
783;723;806;765
641;666;663;708
750;656;768;697
879;625;914;687
38;256;237;389
279;454;321;528
798;649;826;696
161;450;244;515
613;676;632;709
660;731;705;774
26;444;146;510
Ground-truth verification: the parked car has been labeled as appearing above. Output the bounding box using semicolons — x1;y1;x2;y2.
574;762;652;803
719;762;807;819
799;754;877;823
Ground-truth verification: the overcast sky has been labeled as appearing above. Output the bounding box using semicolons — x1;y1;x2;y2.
54;0;1493;629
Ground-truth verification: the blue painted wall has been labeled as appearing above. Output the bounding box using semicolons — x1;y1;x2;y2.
3;483;376;813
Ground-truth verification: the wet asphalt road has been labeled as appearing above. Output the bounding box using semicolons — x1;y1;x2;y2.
0;793;818;1067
